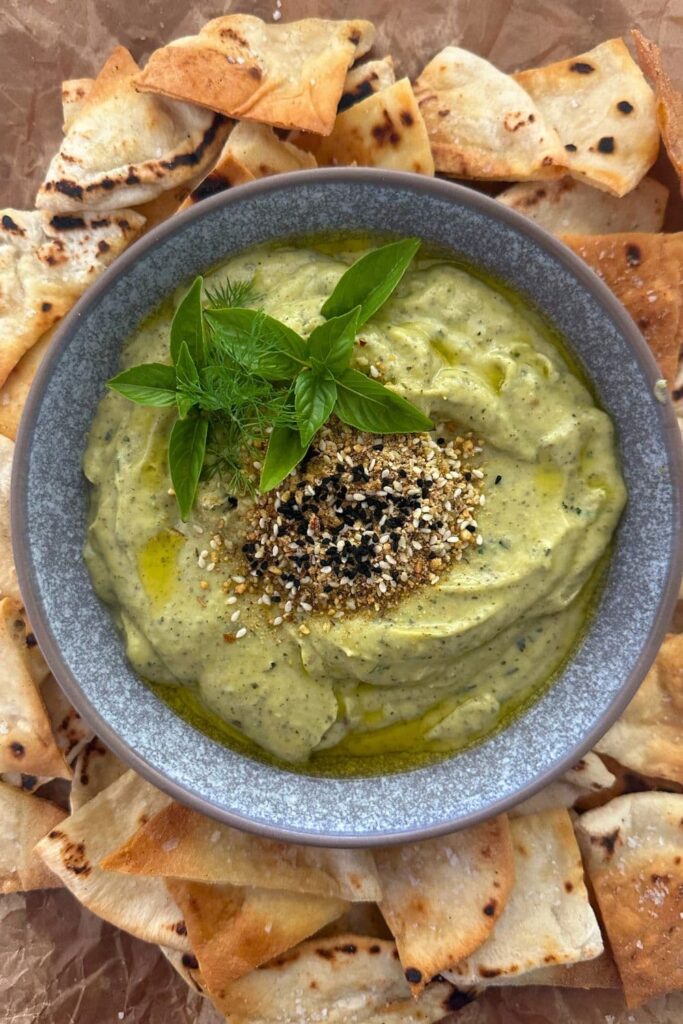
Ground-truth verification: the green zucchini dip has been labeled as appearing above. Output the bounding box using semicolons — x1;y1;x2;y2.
83;239;626;770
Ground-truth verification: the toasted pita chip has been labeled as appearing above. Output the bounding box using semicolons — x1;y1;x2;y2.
70;736;127;812
0;436;19;600
102;799;381;901
0;781;65;894
136;16;374;136
576;792;683;1006
413;47;564;180
0;208;144;388
38;47;227;212
39;674;93;767
445;809;602;986
160;943;208;996
632;31;683;197
0;329;53;442
596;633;683;785
496;949;621;990
168;878;346;1008
339;56;396;111
515;39;659;197
217;934;457;1024
375;815;514;992
0;598;68;779
34;770;190;950
561;232;683;385
511;752;616;816
293;78;434;175
316;902;393;940
498;176;667;234
61;77;94;128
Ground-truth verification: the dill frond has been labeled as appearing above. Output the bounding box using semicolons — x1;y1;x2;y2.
204;275;261;310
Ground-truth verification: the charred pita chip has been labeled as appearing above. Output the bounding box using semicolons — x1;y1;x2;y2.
0;781;65;894
168;878;346;1008
61;77;94;128
215;934;457;1024
515;39;659;197
511;752;616;816
160;943;207;996
38;47;227;212
102;799;381;901
561;232;683;385
0;598;68;779
498;176;668;234
70;736;126;812
0;208;144;388
293;79;434;175
576;792;683;1006
136;16;375;135
632;31;683;197
0;329;53;443
445;809;603;986
339;56;396;111
40;674;93;768
375;815;514;992
413;47;564;180
0;436;19;600
596;633;683;785
34;770;189;950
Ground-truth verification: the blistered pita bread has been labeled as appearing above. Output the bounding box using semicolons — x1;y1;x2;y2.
168;878;345;1009
136;16;375;135
632;31;683;197
375;816;514;992
216;934;457;1024
0;598;68;779
0;208;144;389
34;770;190;950
576;792;683;1006
561;231;683;386
511;752;616;816
515;39;659;197
596;633;683;785
0;329;53;442
413;47;564;179
445;809;603;986
293;78;434;175
498;176;667;234
0;436;19;600
339;56;396;111
0;782;65;894
38;47;227;212
70;736;127;812
61;77;94;128
102;799;381;901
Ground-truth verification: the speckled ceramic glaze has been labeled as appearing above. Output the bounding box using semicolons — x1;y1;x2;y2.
12;170;683;845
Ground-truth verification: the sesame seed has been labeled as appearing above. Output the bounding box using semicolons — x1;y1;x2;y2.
226;595;237;604
235;627;247;639
230;610;241;622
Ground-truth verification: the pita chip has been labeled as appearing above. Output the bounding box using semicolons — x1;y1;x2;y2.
0;208;144;388
375;815;514;992
632;31;683;197
596;633;683;785
0;329;53;442
339;56;396;111
445;809;603;986
38;47;227;212
515;39;659;197
561;231;683;385
61;77;94;128
0;781;65;894
497;949;621;990
0;598;68;779
39;674;93;769
215;934;457;1024
293;79;434;175
168;878;345;1007
498;176;667;234
0;436;19;600
414;47;564;180
136;16;375;135
102;799;381;901
576;792;683;1006
160;944;207;996
70;736;127;812
511;752;616;816
34;770;190;951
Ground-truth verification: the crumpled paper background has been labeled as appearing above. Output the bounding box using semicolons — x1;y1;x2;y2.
1;0;681;1021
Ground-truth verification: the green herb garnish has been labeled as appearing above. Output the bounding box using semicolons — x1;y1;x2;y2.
108;239;433;519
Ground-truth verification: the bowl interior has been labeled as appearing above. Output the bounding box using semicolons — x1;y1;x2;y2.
12;170;682;844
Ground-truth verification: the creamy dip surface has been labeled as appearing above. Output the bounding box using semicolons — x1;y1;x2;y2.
84;240;626;771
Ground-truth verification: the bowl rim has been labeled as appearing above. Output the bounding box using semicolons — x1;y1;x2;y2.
12;167;683;845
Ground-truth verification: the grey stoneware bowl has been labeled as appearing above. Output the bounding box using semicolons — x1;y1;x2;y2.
12;168;683;846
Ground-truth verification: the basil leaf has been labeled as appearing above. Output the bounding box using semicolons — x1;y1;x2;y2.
175;341;199;389
170;277;206;367
321;238;421;327
107;363;178;407
260;423;309;492
168;413;208;521
294;369;337;447
205;308;307;380
307;307;360;373
176;392;197;420
334;368;434;433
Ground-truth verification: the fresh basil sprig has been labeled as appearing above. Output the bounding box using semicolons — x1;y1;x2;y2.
107;238;433;518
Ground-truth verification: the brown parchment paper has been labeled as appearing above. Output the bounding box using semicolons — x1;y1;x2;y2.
1;1;682;1021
